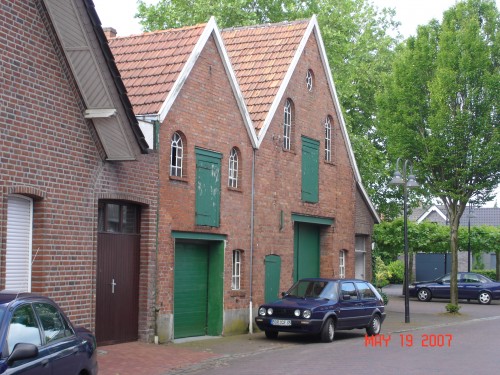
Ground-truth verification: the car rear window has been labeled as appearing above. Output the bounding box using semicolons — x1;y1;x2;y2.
356;282;376;299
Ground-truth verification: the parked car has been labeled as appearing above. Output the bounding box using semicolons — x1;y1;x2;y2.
409;272;500;304
255;278;386;342
0;291;98;374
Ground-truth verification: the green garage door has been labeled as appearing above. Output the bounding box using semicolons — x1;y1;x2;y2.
294;223;320;281
174;243;209;338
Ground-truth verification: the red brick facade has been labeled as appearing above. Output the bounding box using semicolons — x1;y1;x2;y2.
0;0;158;341
2;1;377;344
251;33;359;304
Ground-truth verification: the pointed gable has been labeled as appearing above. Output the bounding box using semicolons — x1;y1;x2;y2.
109;24;206;116
222;20;309;133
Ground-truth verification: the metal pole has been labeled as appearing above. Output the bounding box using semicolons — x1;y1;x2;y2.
467;203;471;272
403;162;410;324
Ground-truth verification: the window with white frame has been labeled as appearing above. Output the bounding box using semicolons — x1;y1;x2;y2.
325;116;332;162
232;250;242;290
339;250;346;279
306;69;313;91
283;99;292;150
228;148;239;188
170;132;183;177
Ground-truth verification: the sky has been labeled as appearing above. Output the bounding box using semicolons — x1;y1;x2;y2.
92;0;499;206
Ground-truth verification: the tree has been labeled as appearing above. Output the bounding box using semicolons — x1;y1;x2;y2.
136;0;402;217
377;0;500;306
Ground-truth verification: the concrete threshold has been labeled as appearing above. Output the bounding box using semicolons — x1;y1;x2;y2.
173;335;222;344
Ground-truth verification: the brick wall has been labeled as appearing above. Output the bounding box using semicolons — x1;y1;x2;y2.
0;0;158;341
155;35;255;323
251;32;358;305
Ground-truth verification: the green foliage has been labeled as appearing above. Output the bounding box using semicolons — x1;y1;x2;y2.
373;256;389;288
473;269;497;280
373;219;451;263
387;260;404;284
377;289;389;305
377;0;500;305
445;303;461;314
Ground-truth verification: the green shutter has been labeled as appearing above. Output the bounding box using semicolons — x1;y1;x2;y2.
301;137;319;203
195;148;222;227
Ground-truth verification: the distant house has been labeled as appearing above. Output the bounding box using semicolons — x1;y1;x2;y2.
409;205;499;280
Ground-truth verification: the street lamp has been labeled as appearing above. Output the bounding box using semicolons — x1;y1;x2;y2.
390;158;419;324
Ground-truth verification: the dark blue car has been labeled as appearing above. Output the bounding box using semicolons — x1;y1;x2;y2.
0;291;98;374
255;278;386;342
409;272;500;304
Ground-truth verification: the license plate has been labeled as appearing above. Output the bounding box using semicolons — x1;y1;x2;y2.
271;319;291;326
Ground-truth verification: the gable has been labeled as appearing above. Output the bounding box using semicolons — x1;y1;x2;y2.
41;0;146;160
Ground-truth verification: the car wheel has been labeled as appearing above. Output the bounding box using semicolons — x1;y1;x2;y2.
417;288;432;302
265;330;278;339
478;291;492;305
320;318;335;343
366;314;381;336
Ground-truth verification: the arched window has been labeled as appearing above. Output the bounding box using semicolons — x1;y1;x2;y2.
170;132;183;177
339;250;346;279
283;99;292;150
228;148;239;188
232;250;242;290
306;69;314;91
325;116;332;162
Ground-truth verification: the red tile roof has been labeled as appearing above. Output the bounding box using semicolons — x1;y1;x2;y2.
108;24;206;115
222;20;309;131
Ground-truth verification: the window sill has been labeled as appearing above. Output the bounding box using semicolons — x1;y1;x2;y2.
227;186;243;193
229;290;246;298
169;175;188;183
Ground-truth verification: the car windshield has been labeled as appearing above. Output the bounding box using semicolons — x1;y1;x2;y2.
285;280;338;300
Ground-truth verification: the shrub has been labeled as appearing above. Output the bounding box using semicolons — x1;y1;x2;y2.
472;269;496;280
387;260;404;284
377;289;389;305
373;256;389;288
445;303;461;314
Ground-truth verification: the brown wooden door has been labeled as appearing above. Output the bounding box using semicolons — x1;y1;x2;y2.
96;233;140;345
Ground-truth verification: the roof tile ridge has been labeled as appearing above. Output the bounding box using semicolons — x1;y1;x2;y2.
221;18;310;33
111;22;209;40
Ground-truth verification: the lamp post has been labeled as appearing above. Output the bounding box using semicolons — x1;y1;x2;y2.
467;203;476;272
390;158;419;324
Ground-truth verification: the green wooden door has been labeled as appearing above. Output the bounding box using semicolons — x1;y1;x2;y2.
294;223;320;281
195;148;222;227
301;136;319;203
264;255;281;303
174;243;209;338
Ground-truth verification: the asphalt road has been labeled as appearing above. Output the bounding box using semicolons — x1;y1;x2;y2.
175;292;500;375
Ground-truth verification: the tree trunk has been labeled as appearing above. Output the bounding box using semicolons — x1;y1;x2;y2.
446;201;465;306
496;250;500;281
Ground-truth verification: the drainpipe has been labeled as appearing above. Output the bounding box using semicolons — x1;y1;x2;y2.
249;148;256;334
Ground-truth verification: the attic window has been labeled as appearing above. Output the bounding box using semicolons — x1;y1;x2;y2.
306;70;313;91
283;99;293;150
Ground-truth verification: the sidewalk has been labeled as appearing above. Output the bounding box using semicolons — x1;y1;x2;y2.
97;288;499;375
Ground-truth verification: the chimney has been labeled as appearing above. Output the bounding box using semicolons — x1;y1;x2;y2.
103;27;117;39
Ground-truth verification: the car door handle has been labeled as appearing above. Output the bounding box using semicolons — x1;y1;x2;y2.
41;359;49;367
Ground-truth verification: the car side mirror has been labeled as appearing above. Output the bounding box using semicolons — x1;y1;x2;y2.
342;294;351;301
281;292;287;297
7;343;38;366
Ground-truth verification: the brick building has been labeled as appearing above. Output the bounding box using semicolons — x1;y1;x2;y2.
109;16;379;342
2;0;379;345
1;0;158;345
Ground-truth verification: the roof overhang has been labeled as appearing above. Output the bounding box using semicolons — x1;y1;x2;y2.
41;0;147;160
